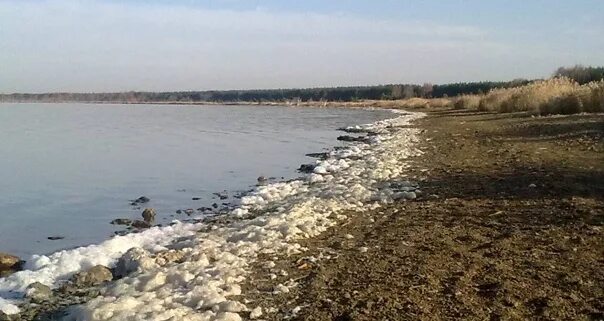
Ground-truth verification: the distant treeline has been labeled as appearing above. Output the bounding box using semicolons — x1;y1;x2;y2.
0;82;528;103
553;65;604;85
2;66;601;103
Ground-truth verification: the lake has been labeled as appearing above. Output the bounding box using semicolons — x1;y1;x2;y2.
0;103;393;258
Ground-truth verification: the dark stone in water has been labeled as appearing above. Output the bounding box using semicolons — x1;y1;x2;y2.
131;220;152;229
212;203;218;209
192;197;201;200
47;236;64;241
176;209;182;214
298;164;316;173
212;192;228;200
305;152;329;160
110;218;132;226
256;176;268;186
131;196;150;204
337;135;372;143
184;209;195;215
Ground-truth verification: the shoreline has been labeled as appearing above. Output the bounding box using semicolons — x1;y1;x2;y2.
242;109;604;320
1;108;424;320
2;108;602;320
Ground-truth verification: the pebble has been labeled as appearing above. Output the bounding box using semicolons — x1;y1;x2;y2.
249;306;263;319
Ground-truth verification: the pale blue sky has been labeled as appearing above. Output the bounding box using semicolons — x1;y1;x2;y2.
1;0;603;93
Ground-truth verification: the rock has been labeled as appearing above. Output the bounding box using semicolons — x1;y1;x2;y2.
110;218;132;225
25;282;52;303
47;236;64;240
256;176;268;185
337;135;371;143
192;197;201;200
249;306;263;319
141;208;156;223
131;220;152;229
212;203;219;209
72;265;113;287
134;196;150;204
0;252;21;272
213;192;228;200
0;311;18;321
298;164;316;173
184;209;195;215
338;126;367;133
155;250;185;266
115;247;157;277
393;191;417;200
529;183;537;188
305;152;329;160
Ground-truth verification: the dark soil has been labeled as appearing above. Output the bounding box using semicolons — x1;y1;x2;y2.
242;110;604;321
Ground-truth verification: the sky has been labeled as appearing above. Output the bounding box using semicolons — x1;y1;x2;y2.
1;0;603;93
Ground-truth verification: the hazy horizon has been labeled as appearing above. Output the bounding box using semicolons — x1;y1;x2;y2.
1;0;603;93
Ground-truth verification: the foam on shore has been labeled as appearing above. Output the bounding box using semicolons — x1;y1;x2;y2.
0;110;424;319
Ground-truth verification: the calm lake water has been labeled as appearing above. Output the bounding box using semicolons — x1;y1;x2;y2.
0;103;393;257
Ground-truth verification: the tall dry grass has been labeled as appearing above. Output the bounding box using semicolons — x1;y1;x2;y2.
453;95;481;110
474;78;604;115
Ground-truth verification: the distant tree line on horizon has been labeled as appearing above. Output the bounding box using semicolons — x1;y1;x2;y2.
553;65;604;84
1;66;601;103
0;82;531;103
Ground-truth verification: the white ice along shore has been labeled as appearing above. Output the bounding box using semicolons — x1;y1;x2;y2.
0;110;425;320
